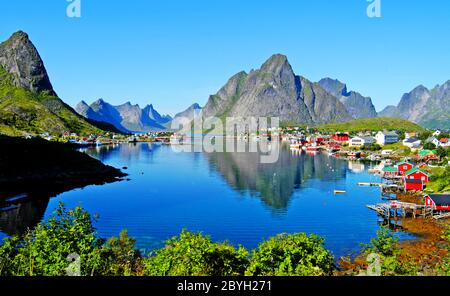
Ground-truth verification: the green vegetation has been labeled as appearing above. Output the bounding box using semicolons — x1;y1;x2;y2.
0;65;101;137
245;233;334;276
0;203;335;276
317;117;425;134
144;231;249;276
426;166;450;193
2;204;450;276
361;227;417;276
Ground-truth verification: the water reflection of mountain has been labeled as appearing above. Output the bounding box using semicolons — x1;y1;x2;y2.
83;142;161;163
205;150;348;209
0;197;49;236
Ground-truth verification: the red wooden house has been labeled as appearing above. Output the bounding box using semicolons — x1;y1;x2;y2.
404;179;424;191
396;161;414;176
425;194;450;211
331;133;350;142
404;168;430;184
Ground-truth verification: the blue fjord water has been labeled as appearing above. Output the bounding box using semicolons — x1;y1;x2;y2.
0;143;413;258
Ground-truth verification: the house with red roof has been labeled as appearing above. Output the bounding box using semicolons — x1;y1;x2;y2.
396;161;414;176
404;168;430;184
425;194;450;211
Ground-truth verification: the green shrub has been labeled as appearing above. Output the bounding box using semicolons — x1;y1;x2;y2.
0;203;104;276
100;230;142;276
362;227;417;276
144;230;249;276
246;233;334;276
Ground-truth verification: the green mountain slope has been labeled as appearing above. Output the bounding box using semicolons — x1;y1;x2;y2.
0;31;103;136
317;117;426;133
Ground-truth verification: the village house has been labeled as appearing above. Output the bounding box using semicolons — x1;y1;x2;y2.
381;150;393;157
438;138;450;148
404;132;418;139
397;161;414;176
375;131;399;146
402;137;421;148
331;133;351;143
349;136;375;147
433;130;442;137
382;167;398;178
404;179;424;191
404;168;430;184
425;194;450;211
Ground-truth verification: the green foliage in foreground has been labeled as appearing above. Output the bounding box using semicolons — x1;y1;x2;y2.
0;203;335;276
317;117;425;134
144;230;249;276
245;233;334;276
0;204;141;276
362;227;417;276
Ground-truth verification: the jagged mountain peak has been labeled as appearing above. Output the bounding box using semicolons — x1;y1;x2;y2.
260;54;294;78
318;78;349;97
203;54;352;124
0;31;55;95
75;99;172;132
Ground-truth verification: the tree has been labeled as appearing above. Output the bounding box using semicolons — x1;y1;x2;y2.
0;203;104;276
144;230;249;276
423;142;437;150
245;233;334;276
436;147;448;160
362;227;416;276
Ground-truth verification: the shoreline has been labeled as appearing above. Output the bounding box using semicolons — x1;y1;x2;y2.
0;136;127;200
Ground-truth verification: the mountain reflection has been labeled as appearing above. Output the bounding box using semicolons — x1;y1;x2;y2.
205;148;348;209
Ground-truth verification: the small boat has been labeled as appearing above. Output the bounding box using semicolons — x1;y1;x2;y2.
334;190;347;195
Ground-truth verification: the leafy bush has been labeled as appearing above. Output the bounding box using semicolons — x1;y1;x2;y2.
362;227;417;276
423;142;437;150
245;233;334;276
100;230;143;276
0;203;104;276
144;230;249;276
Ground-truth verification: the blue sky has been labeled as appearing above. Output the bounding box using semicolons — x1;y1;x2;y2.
1;0;450;115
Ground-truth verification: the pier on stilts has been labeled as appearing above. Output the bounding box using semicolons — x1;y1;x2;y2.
367;201;433;219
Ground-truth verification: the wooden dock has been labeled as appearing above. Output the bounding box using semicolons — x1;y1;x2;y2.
432;212;450;220
367;201;433;219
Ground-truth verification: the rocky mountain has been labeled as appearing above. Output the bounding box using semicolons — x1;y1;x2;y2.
76;99;172;133
0;31;55;96
202;54;353;125
172;103;202;121
378;81;450;129
317;78;377;119
0;31;103;136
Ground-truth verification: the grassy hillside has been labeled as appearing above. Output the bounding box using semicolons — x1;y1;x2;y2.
0;66;103;136
317;117;426;133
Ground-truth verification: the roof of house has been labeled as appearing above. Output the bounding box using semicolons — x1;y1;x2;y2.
383;167;398;173
405;168;429;176
403;137;420;143
396;161;413;166
405;179;423;184
427;194;450;206
419;150;436;156
440;138;449;143
381;131;398;136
